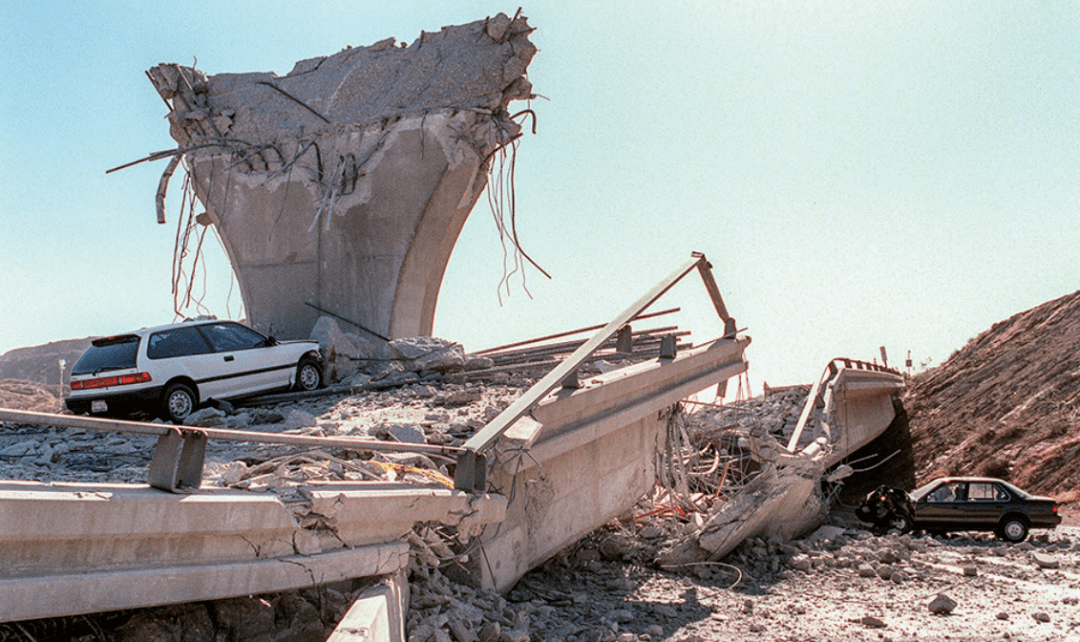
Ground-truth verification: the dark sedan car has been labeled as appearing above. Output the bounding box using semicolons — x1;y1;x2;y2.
857;477;1061;542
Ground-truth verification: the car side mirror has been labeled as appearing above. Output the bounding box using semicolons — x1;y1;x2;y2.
265;336;278;347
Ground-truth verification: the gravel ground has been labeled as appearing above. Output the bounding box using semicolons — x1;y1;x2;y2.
4;382;1080;642
426;521;1080;642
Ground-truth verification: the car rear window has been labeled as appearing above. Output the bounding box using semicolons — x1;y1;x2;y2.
71;336;140;375
147;327;213;359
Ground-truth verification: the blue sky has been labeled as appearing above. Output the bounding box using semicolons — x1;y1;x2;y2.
2;1;1077;395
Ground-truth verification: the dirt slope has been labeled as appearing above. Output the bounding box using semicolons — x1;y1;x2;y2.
0;337;91;385
903;289;1080;500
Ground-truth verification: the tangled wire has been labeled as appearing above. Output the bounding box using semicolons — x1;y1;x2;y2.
486;109;550;304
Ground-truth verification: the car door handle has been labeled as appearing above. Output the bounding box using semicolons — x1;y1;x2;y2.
224;355;235;362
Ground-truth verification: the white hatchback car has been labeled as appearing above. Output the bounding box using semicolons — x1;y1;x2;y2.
66;319;323;422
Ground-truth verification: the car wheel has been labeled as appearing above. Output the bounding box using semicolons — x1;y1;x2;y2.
890;511;913;533
295;358;323;391
999;517;1029;543
162;382;196;423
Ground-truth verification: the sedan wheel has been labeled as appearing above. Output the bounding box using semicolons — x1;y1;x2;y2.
999;517;1029;543
890;512;913;533
162;382;196;423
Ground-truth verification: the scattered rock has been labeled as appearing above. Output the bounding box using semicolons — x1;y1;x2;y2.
928;593;957;615
310;316;376;381
184;407;227;427
251;408;285;424
603;608;634;624
388;424;425;444
478;622;500;642
282;409;317;431
447;616;479;642
463;355;494;371
1033;552;1060;569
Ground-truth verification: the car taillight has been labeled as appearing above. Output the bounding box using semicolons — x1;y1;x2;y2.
1053;505;1059;513
71;372;152;390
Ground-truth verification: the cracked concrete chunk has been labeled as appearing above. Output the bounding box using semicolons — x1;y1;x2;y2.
1033;551;1060;569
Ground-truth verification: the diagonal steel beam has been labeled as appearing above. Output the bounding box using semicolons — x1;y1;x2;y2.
459;252;732;460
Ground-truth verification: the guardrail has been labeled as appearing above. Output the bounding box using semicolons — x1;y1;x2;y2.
0;408;462;493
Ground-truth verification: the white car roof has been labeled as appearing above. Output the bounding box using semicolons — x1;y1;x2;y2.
106;319;249;339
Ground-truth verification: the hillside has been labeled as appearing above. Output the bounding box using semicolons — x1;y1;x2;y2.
903;290;1080;500
0;337;91;385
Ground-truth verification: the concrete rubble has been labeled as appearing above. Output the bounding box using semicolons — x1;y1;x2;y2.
0;249;912;640
145;12;537;342
5;380;1080;641
0;250;753;628
3;336;1079;641
649;359;904;570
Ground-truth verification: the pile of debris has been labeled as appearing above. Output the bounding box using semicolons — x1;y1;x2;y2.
3;355;1078;641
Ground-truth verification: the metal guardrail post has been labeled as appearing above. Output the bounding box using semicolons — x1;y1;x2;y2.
659;335;678;359
615;325;633;353
451;450;487;492
694;254;738;338
148;428;207;492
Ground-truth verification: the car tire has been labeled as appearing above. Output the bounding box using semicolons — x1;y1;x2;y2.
295;358;323;392
998;516;1029;543
162;382;197;423
890;511;913;533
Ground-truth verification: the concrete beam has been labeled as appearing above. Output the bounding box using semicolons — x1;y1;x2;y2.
0;543;408;624
787;358;905;461
822;366;906;468
328;571;408;642
474;337;750;592
0;480;504;623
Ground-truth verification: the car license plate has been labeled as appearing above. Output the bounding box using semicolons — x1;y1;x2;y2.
92;400;108;413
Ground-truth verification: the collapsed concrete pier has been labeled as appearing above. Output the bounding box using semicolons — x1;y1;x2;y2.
147;12;536;342
657;357;906;567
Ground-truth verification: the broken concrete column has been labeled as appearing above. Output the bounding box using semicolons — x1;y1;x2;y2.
148;13;536;341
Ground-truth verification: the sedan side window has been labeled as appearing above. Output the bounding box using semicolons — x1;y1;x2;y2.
147;327;213;359
201;323;267;352
929;483;964;502
968;482;998;501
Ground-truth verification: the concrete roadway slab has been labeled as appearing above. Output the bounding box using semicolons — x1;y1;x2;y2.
0;480;505;623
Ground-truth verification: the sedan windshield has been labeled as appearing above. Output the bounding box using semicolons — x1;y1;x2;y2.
910;480;943;502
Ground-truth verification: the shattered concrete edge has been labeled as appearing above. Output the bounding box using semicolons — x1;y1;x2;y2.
147;12;537;342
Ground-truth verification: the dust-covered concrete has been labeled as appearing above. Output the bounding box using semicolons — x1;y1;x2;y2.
147;12;537;342
3;370;1078;641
